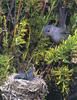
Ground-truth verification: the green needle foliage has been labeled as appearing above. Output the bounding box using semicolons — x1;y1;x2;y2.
52;66;73;96
45;29;77;64
0;55;13;85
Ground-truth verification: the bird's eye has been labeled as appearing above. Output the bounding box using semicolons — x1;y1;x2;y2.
47;29;50;32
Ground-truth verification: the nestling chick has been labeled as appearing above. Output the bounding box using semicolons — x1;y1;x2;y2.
14;67;36;81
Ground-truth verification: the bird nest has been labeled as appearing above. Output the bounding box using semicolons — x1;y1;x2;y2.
0;73;48;100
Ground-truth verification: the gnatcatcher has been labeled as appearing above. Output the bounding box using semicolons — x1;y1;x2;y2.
43;3;70;43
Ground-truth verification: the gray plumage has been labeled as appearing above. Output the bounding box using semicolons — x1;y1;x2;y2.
43;24;69;43
14;67;36;81
43;2;70;43
14;72;26;79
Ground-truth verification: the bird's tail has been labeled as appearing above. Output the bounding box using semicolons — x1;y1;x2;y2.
59;7;67;28
58;1;68;28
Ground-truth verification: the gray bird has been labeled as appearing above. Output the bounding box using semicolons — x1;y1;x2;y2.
26;67;36;81
43;2;70;43
14;67;36;81
43;24;69;43
14;71;27;79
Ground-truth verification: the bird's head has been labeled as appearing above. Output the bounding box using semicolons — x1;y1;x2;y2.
43;25;52;36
